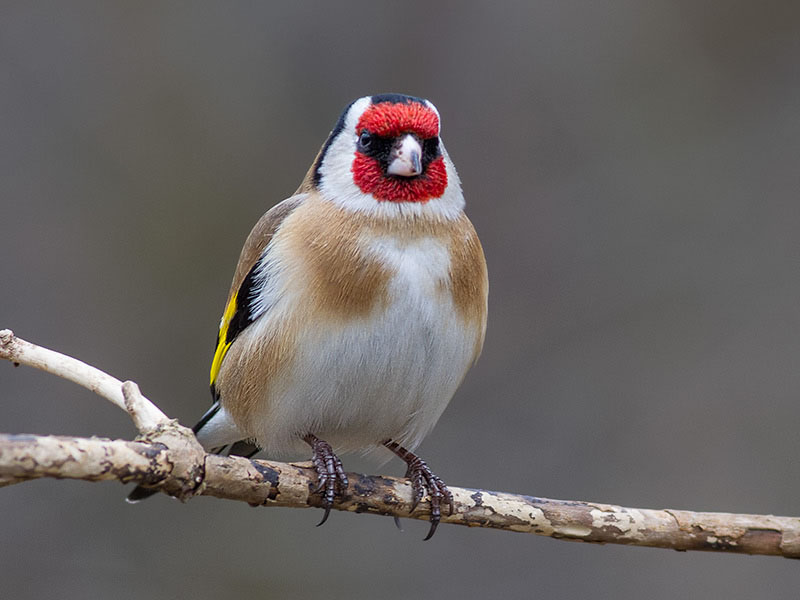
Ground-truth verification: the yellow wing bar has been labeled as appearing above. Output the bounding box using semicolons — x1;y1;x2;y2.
209;292;239;387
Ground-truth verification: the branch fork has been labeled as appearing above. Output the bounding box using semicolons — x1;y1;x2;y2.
2;328;799;558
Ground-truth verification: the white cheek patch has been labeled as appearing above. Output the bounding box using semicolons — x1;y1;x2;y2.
317;96;369;207
317;97;466;222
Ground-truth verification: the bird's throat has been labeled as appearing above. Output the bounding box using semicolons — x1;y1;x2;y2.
351;154;448;203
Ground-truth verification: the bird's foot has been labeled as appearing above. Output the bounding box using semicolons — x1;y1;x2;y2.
303;434;348;526
384;441;454;540
405;457;454;540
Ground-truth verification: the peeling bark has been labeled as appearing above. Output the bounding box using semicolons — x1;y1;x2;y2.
2;328;799;557
1;434;798;558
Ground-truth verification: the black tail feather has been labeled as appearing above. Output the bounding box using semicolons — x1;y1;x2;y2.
126;484;160;503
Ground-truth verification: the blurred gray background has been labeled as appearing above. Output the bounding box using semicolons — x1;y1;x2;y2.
2;2;799;598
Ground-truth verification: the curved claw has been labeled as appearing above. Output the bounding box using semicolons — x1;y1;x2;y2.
423;519;439;541
385;440;453;540
303;434;348;526
316;505;332;527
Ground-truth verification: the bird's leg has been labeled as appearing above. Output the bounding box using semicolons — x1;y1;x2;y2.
383;440;454;540
303;433;349;526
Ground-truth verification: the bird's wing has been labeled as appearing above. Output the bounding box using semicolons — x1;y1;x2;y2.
128;193;307;502
209;193;307;395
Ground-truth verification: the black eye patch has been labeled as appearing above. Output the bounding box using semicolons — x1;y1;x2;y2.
358;131;442;176
357;130;394;163
422;137;440;166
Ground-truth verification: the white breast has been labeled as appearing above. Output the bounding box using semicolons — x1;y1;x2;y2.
244;233;479;458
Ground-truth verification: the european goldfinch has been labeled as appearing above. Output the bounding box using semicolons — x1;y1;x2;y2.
129;93;488;539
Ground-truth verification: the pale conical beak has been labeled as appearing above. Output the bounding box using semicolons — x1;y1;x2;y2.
386;134;423;177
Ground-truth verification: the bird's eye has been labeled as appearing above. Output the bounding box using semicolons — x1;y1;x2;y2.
358;131;373;148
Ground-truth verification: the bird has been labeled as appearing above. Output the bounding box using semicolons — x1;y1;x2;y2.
128;93;488;539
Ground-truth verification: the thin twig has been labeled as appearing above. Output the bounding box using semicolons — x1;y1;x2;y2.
0;329;168;432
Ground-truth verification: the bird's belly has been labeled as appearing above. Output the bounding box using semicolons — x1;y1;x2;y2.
247;241;478;457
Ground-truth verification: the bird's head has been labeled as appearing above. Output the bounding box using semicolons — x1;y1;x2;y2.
308;94;463;218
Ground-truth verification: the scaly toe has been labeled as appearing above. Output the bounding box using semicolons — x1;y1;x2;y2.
304;434;348;526
406;457;452;540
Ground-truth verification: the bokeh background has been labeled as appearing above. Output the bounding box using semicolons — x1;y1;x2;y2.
2;2;799;598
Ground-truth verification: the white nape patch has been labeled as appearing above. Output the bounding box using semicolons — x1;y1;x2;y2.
195;404;245;450
424;99;440;120
317;96;465;221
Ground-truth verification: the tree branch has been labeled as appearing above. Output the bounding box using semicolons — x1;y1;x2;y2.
2;329;799;557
